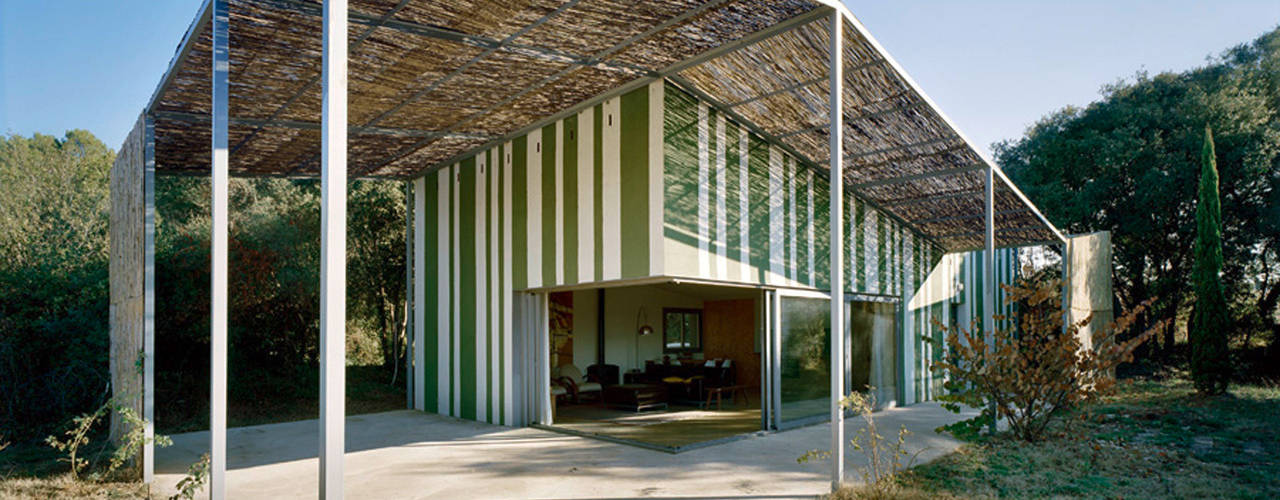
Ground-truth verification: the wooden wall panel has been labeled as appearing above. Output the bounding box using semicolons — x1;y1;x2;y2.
703;298;760;390
108;114;145;456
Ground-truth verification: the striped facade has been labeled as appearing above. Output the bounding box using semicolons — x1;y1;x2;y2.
409;81;1021;424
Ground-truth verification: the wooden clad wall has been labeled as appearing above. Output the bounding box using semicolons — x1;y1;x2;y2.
108;114;145;457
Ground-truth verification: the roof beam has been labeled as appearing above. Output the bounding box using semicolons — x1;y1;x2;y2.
367;0;832;176
850;162;983;189
725;76;825;108
145;0;212;116
878;187;980;208
912;208;1028;225
846;136;957;161
230;0;415;156
775;99;929;138
154;110;488;139
934;225;1047;240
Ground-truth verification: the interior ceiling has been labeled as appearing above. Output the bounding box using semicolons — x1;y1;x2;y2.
143;0;1061;251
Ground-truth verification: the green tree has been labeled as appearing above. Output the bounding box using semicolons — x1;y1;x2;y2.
996;27;1280;364
0;131;114;439
1191;125;1232;394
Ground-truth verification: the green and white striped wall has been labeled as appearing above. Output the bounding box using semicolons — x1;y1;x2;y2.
408;80;1023;424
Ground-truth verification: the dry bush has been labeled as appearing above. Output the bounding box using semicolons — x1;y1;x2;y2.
931;277;1166;441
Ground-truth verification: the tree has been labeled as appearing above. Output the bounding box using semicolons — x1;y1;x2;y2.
1190;125;1232;394
996;27;1280;364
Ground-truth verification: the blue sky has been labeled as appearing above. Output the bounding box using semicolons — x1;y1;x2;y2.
1;1;1277;154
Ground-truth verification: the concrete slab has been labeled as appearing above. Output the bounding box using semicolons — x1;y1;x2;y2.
154;403;975;499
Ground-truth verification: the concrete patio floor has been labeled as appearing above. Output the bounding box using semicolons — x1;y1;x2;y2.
153;402;975;499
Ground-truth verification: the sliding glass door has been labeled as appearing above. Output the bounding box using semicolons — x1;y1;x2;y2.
764;289;901;429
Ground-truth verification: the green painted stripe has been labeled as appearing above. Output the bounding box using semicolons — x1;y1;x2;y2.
542;124;556;286
486;149;495;423
512;137;527;290
725;119;741;272
620;87;650;279
459;157;477;421
563;116;579;285
747;134;770;283
856;197;866;291
423;173;439;412
876;212;886;294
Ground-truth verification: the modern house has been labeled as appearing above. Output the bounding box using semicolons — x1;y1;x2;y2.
107;0;1106;496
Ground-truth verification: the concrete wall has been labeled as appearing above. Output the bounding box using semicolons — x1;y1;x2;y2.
1066;232;1114;349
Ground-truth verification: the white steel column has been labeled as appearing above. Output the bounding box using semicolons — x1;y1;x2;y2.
827;8;845;491
142;115;156;484
983;165;997;433
319;0;349;497
404;181;413;409
209;0;229;497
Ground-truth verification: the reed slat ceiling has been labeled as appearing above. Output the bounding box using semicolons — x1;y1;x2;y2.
144;0;1059;251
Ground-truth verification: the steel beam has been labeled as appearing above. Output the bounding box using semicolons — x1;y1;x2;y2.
846;136;956;161
319;0;348;497
878;188;980;208
146;0;212;115
913;208;1028;226
983;166;997;435
370;2;827;177
208;0;229;497
827;8;845;491
851;163;983;190
404;181;413;409
726;76;825;108
154;110;487;140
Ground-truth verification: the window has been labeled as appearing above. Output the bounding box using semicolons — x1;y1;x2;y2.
663;308;702;353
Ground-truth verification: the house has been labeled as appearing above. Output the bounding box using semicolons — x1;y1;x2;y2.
107;0;1105;496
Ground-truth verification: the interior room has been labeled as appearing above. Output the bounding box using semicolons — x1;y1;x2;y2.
544;282;763;452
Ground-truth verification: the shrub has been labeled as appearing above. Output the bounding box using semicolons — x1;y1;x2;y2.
800;389;921;498
930;277;1165;441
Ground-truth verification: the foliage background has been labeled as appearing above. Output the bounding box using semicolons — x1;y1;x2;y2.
0;131;408;441
996;27;1280;373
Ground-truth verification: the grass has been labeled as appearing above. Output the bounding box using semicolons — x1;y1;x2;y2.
0;365;405;499
838;376;1280;499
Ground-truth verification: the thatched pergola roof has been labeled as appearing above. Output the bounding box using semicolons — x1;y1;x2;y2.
142;0;1062;251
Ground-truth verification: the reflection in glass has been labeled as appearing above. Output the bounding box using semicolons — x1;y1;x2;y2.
779;297;830;421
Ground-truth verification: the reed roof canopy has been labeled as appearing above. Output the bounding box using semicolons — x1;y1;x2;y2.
141;0;1063;251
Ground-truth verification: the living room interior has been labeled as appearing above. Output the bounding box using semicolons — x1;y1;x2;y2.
543;282;764;452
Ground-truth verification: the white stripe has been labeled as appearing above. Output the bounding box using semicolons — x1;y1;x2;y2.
451;163;461;415
413;176;425;411
847;194;854;291
436;166;450;415
805;168;814;287
866;208;878;293
768;146;783;285
715;113;728;280
554;120;564;287
602;99;622;280
648;81;665;276
489;148;500;423
696;102;710;278
527;129;543;288
502;142;514;425
738;128;750;282
577;109;595;283
475;154;487;423
783;156;793;286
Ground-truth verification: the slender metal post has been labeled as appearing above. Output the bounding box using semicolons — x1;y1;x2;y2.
319;0;348;497
413;176;427;411
984;165;997;433
404;181;413;409
828;8;845;491
209;0;229;496
142;115;156;484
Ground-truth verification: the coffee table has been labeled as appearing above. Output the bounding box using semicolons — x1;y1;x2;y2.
603;383;668;412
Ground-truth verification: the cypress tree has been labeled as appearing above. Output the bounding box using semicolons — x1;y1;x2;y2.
1190;124;1231;395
